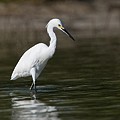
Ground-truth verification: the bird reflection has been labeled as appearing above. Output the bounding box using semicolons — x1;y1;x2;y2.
11;92;60;120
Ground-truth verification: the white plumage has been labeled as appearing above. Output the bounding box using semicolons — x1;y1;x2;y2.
11;18;74;91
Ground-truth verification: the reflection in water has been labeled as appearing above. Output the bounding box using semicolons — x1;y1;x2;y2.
11;93;60;120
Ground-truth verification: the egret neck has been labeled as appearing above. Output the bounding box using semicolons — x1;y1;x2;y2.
47;25;57;57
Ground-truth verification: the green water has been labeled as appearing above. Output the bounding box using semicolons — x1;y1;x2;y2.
0;38;120;120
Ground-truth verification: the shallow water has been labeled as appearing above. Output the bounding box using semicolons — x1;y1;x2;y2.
0;38;120;120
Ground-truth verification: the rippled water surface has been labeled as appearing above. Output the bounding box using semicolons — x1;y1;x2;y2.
0;38;120;120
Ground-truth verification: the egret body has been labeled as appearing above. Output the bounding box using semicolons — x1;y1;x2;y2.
11;18;74;91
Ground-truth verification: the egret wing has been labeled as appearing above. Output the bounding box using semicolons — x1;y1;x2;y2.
11;43;48;80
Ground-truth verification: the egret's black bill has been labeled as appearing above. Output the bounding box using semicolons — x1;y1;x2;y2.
62;28;75;41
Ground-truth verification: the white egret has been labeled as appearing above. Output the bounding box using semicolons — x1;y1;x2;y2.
11;18;75;91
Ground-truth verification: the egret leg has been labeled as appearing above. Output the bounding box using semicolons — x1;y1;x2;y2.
30;82;34;90
30;68;37;92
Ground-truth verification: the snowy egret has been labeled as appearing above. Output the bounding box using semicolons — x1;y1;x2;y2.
11;18;75;91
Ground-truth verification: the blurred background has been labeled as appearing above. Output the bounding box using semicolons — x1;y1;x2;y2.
0;0;119;56
0;0;120;120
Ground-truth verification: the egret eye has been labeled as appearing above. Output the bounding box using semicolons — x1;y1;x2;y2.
58;24;61;27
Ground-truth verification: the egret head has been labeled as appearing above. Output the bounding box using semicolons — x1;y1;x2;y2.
47;18;75;41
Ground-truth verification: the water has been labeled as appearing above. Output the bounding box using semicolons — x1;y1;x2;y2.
0;38;120;120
